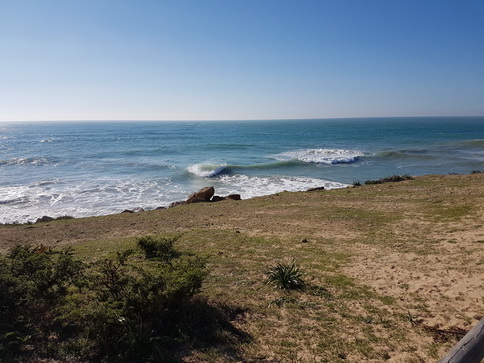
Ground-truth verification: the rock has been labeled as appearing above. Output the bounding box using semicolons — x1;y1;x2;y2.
132;207;145;213
211;195;225;202
307;186;325;192
169;201;186;208
36;216;54;223
122;209;134;213
186;186;215;204
155;206;166;210
300;238;309;243
226;194;241;200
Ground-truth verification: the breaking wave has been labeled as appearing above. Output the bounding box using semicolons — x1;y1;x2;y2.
273;149;365;165
187;164;228;178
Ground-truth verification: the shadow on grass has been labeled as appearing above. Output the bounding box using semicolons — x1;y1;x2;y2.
168;297;252;362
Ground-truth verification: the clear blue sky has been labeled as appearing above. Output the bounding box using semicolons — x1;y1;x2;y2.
1;0;483;121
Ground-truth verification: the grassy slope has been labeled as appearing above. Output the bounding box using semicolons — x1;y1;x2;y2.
1;173;483;362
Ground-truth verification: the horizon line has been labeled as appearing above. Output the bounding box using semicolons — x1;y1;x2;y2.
1;115;483;123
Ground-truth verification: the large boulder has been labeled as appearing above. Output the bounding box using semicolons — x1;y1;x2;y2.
186;186;215;204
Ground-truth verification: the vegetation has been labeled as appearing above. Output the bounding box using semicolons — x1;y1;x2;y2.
266;260;305;290
363;174;414;185
0;237;238;362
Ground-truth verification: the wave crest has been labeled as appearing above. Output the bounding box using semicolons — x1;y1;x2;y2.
274;149;365;165
187;164;228;178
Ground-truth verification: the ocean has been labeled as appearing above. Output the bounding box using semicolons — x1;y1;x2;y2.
1;117;483;224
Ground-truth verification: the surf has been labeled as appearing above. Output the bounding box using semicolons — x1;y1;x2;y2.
273;149;365;165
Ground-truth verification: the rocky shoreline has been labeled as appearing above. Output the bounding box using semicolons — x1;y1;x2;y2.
34;185;325;223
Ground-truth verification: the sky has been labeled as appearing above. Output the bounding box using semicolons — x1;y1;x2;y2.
1;0;484;121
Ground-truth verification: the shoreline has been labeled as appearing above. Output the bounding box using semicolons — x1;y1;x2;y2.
2;171;478;226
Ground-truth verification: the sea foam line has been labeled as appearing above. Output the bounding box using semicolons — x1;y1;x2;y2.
273;149;365;165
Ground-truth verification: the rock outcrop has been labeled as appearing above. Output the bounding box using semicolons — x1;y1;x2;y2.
186;186;215;204
168;187;242;208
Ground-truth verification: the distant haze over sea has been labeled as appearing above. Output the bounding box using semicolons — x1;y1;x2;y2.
1;117;483;224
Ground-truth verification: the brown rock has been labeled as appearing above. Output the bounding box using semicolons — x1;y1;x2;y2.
226;194;241;200
211;195;225;202
169;201;186;208
186;186;215;204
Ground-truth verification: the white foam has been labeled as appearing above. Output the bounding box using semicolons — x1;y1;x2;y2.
274;149;365;164
0;178;184;224
187;164;227;177
0;157;52;166
215;174;347;199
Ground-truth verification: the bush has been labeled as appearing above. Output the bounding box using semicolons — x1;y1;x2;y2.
266;260;305;290
0;237;212;362
69;240;207;361
0;245;85;360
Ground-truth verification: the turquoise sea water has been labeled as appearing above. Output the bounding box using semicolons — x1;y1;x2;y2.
1;117;483;223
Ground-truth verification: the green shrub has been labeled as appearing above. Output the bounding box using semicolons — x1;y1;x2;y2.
137;235;180;261
0;239;215;362
266;260;305;290
0;245;85;360
67;240;207;361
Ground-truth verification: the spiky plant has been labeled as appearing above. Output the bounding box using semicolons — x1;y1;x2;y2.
266;260;305;290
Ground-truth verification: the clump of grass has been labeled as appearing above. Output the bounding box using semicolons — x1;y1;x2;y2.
266;260;305;290
364;174;413;185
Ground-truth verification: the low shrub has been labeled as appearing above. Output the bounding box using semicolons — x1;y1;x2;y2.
0;245;84;360
0;236;220;362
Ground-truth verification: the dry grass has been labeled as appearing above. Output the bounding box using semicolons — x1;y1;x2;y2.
1;173;483;362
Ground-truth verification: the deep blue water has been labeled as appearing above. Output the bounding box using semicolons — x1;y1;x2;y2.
1;117;483;223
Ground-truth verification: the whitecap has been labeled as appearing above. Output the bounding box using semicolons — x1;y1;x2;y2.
187;164;227;178
274;149;365;165
216;174;347;199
